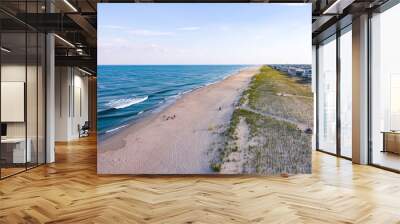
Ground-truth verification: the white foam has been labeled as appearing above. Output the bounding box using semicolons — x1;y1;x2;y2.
105;124;128;133
106;96;148;109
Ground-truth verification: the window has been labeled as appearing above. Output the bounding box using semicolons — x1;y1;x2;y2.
370;3;400;171
340;28;352;158
317;36;337;154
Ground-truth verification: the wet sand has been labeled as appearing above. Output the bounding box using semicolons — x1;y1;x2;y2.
98;66;260;174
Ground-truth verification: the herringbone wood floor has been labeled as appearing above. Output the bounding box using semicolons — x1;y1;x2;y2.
1;135;400;224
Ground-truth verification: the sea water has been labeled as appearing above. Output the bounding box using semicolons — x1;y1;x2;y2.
97;65;249;136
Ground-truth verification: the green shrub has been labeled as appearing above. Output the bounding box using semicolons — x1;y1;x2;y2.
210;163;221;172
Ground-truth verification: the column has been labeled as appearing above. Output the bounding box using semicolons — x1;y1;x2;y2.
352;14;369;164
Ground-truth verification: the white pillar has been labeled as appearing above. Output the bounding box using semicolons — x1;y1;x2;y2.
46;32;55;163
352;14;369;164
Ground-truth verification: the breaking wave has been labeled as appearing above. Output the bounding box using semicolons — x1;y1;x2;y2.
106;96;148;109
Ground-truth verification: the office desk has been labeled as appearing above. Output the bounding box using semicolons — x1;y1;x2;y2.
1;138;31;163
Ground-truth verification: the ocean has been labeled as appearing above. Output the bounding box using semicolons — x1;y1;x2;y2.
97;65;250;136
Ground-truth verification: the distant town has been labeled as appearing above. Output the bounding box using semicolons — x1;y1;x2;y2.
268;64;312;78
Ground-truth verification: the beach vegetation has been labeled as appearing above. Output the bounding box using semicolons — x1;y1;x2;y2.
210;163;221;172
213;65;313;174
241;66;313;127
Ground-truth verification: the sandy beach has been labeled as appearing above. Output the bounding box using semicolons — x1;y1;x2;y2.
98;66;261;174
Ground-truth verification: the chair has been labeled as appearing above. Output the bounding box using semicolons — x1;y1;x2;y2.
78;121;90;138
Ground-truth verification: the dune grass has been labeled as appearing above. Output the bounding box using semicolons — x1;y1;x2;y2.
211;65;313;174
241;66;313;127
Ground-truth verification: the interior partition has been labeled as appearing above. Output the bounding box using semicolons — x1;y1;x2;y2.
0;31;28;177
0;6;46;179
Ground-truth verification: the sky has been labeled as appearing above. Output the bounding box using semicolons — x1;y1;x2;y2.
98;3;311;65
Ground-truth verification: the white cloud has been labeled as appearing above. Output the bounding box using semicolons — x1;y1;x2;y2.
102;25;125;29
99;37;171;54
147;43;169;53
128;29;174;36
98;39;190;65
219;25;231;31
101;25;175;36
177;26;200;31
254;35;263;40
98;37;128;48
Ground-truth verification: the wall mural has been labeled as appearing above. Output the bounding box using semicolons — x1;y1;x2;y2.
97;3;313;175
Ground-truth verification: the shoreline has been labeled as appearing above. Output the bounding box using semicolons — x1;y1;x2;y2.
98;66;261;174
98;66;252;140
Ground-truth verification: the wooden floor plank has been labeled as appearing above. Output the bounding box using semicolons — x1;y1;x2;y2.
0;135;400;223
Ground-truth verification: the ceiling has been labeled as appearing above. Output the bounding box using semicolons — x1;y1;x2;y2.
0;0;391;74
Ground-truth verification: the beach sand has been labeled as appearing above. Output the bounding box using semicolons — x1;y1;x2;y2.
98;66;261;174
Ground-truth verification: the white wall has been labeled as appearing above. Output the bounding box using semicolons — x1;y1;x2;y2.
71;72;89;138
1;64;41;138
1;63;46;164
1;65;26;139
55;66;70;141
55;67;89;141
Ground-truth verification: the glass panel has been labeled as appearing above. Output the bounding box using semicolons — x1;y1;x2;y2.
0;1;46;178
318;36;337;154
1;31;27;177
38;33;45;165
371;3;400;171
340;29;352;158
27;31;38;169
26;0;38;169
